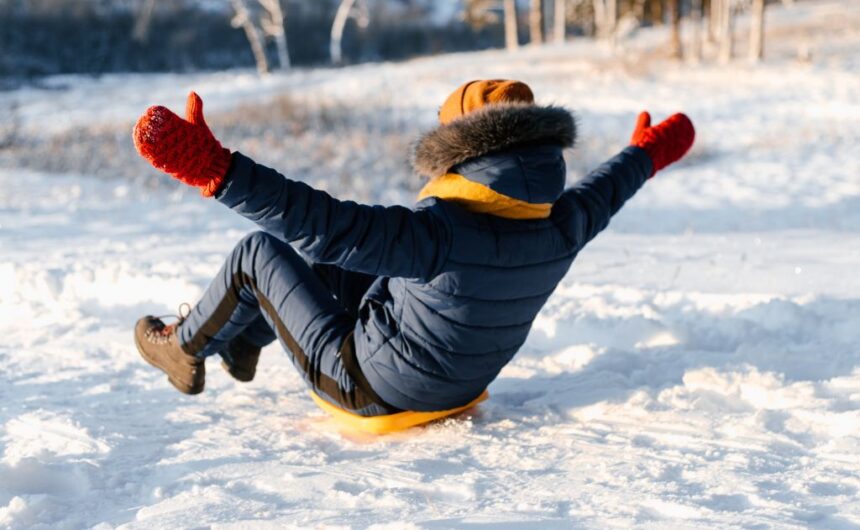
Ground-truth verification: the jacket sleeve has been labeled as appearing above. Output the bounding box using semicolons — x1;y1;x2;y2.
215;153;451;280
554;146;652;249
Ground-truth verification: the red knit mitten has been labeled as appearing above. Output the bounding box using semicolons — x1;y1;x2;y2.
133;92;232;197
630;111;695;177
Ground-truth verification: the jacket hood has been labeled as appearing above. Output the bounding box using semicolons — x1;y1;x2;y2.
411;103;576;179
411;103;576;208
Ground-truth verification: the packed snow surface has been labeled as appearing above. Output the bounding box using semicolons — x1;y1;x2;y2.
1;1;860;528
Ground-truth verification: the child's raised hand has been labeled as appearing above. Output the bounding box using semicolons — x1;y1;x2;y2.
133;92;232;196
629;111;695;177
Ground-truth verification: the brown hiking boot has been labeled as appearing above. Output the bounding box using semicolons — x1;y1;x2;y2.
134;316;205;395
219;335;262;383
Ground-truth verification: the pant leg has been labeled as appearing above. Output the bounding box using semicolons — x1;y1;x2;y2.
234;314;277;349
179;231;397;416
231;258;377;349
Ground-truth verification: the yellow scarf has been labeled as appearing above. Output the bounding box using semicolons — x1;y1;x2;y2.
417;173;552;220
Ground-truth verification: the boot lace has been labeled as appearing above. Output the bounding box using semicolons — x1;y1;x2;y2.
148;303;193;342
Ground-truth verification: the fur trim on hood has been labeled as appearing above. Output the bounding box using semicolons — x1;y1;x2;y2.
411;103;576;178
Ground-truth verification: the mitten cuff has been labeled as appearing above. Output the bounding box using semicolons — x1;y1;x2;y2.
201;147;233;197
629;140;657;177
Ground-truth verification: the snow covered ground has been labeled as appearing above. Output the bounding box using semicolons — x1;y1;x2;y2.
2;1;860;528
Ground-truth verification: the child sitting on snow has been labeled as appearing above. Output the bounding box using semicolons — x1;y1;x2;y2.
132;80;694;422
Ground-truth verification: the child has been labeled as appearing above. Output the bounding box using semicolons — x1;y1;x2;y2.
133;80;694;419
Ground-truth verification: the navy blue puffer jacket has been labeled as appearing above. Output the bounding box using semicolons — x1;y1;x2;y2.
216;103;652;411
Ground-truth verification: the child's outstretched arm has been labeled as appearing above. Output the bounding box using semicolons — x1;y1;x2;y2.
133;92;450;280
218;153;451;280
556;111;695;248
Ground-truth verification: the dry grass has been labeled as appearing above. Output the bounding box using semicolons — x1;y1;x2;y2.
0;92;423;201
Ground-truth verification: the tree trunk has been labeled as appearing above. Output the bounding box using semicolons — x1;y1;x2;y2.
649;0;663;25
669;0;682;59
717;0;733;63
689;0;703;62
132;0;156;43
631;0;647;21
593;0;606;35
530;0;544;45
749;0;765;62
708;0;719;43
608;0;617;31
274;32;289;70
330;0;356;64
504;0;520;50
231;0;269;74
259;0;290;69
554;0;566;43
593;0;617;39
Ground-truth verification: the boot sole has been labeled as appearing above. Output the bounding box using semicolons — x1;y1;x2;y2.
134;332;204;395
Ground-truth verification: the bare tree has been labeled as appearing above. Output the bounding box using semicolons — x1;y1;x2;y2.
592;0;617;39
553;0;566;43
231;0;269;74
504;0;519;50
717;0;734;63
530;0;544;45
749;0;766;62
132;0;156;43
331;0;355;66
689;0;704;62
629;0;646;22
230;0;291;74
647;0;664;27
669;0;682;58
259;0;290;69
464;0;521;51
330;0;369;65
708;0;719;44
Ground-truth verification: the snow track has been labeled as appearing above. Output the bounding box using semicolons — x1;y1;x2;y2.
2;1;860;528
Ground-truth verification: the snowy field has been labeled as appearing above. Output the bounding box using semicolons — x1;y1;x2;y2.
2;1;860;528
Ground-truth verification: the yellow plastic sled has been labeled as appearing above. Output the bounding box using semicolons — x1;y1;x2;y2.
310;390;489;435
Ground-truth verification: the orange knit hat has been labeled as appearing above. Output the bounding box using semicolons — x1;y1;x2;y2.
439;80;535;125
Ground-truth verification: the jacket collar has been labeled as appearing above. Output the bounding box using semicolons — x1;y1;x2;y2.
417;172;554;219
